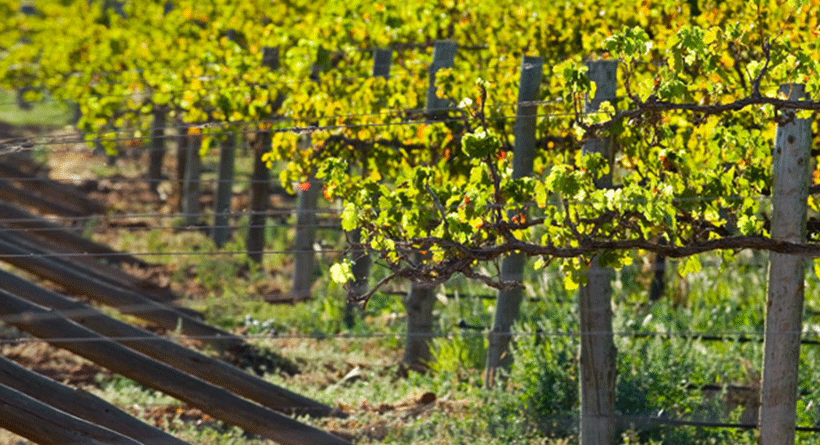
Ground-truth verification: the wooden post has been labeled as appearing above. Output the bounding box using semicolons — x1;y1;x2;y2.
0;232;244;350
213;130;236;247
182;129;202;227
0;161;103;213
291;48;336;299
485;55;543;386
0;354;189;445
579;60;618;445
176;123;187;210
760;83;812;445
0;383;144;445
0;177;89;217
291;167;320;299
344;48;392;320
247;47;280;264
345;227;371;327
149;108;166;195
403;41;457;369
0;202;147;268
372;47;392;79
0;289;353;445
247;133;271;264
403;254;437;370
0;268;340;418
425;40;457;119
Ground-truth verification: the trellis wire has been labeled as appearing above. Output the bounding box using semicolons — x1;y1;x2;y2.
0;107;589;154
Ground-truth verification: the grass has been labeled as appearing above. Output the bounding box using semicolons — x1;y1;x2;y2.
0;89;74;127
89;229;820;444
103;230;820;443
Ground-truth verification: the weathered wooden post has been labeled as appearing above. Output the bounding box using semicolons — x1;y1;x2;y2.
149;108;167;195
176;122;188;210
182;128;202;227
0;268;339;419
485;55;543;386
291;168;320;300
291;47;333;299
760;83;812;445
246;46;280;264
579;60;618;445
403;40;457;369
344;48;392;325
0;289;353;445
0;353;189;445
213;129;236;247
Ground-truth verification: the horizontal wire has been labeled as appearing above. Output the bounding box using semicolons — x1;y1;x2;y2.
0;328;816;346
0;175;302;185
0;101;580;148
0;257;779;328
0;248;353;258
0;221;344;234
0;105;582;151
0;208;345;224
0;192;777;225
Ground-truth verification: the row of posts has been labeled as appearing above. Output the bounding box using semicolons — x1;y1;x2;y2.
145;38;810;445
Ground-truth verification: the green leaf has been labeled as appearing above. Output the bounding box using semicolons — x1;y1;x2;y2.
199;136;213;157
341;203;358;231
679;256;702;276
461;128;502;159
330;260;354;284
